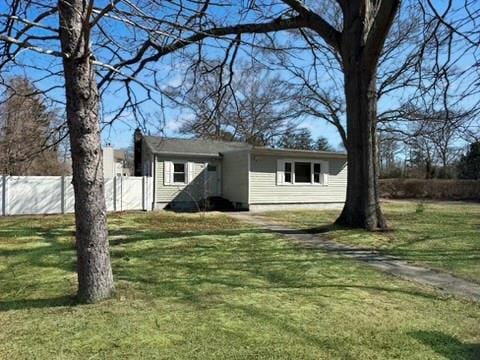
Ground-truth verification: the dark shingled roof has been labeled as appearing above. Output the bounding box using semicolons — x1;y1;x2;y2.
143;136;252;156
143;136;347;158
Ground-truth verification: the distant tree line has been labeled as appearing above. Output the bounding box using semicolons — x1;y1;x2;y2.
378;109;479;180
0;77;69;176
276;128;333;151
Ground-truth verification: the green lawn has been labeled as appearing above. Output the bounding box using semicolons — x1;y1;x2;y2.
0;210;479;359
263;200;480;284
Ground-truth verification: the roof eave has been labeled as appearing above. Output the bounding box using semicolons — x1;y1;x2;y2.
251;147;347;159
150;151;222;159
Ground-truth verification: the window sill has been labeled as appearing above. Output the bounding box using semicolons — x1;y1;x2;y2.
277;183;327;186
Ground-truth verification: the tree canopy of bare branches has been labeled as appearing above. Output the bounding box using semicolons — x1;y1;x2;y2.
167;61;302;145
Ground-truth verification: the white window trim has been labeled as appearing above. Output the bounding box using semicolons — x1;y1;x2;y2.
164;160;191;186
172;160;188;185
284;161;293;184
278;159;329;186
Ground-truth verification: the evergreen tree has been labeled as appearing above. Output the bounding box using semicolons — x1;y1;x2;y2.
277;128;314;150
457;141;480;179
315;137;332;151
0;77;66;175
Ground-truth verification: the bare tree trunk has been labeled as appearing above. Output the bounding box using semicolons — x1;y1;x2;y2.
336;0;400;230
335;63;387;230
59;0;114;303
334;2;397;230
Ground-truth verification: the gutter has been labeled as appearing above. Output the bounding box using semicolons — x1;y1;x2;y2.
251;147;347;159
151;151;222;159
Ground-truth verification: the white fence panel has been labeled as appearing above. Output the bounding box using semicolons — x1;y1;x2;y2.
8;176;63;215
0;175;152;216
105;177;115;212
121;177;143;211
64;177;75;213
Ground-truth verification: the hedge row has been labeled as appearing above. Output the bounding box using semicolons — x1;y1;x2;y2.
379;179;480;201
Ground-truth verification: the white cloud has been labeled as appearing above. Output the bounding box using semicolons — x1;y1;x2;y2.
161;75;183;90
163;111;196;136
164;119;181;133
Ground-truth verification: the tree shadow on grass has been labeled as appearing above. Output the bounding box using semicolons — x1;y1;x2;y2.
107;223;446;306
410;330;480;360
0;295;76;311
389;248;480;263
273;224;480;273
0;220;446;313
113;236;443;305
0;226;270;312
108;228;261;247
263;223;336;235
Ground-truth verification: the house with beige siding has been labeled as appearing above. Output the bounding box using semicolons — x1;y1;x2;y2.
134;130;347;211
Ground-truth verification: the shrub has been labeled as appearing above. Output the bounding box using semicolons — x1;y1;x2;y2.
379;179;480;201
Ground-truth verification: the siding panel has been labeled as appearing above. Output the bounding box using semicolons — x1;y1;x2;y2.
249;155;347;204
155;157;220;203
222;150;249;205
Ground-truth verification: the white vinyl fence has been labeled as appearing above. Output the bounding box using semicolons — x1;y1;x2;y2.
0;176;153;216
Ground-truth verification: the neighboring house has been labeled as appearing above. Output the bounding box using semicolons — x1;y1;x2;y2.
103;147;129;178
133;129;347;211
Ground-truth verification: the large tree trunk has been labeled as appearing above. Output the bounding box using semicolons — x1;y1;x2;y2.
334;2;395;231
332;1;400;230
335;63;387;230
59;0;114;303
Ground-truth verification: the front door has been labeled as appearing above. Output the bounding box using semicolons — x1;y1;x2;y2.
206;163;221;197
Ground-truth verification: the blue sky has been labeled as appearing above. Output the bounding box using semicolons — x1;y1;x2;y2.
0;0;348;151
102;107;344;150
1;0;476;152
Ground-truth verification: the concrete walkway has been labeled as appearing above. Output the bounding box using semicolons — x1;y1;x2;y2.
229;212;480;304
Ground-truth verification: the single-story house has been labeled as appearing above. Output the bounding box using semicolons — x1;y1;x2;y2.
133;130;347;211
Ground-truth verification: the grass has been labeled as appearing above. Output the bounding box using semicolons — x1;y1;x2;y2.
262;200;480;284
0;210;479;359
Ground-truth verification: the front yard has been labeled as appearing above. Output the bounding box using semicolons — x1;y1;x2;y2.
264;200;480;283
0;204;479;359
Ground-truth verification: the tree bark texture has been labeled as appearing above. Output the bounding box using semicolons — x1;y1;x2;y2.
59;0;114;302
334;1;399;230
335;63;387;230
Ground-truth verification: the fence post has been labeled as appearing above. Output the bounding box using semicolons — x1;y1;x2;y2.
143;176;148;211
60;175;65;214
141;176;145;210
120;175;123;212
2;175;6;216
113;176;117;212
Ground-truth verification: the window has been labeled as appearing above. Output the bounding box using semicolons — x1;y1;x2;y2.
313;163;321;183
284;162;292;183
294;162;311;183
278;159;328;186
173;162;186;183
207;164;217;172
